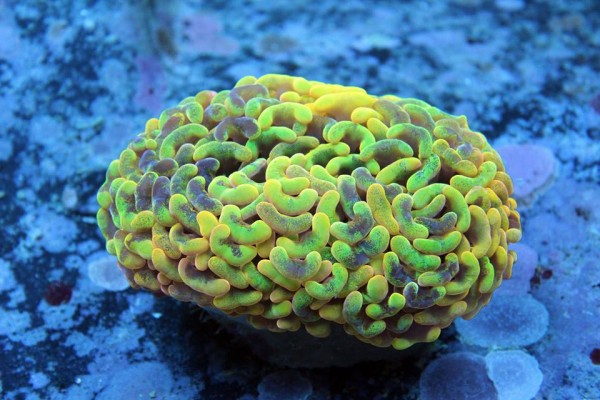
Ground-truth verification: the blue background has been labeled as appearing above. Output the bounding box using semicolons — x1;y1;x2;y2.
0;0;599;398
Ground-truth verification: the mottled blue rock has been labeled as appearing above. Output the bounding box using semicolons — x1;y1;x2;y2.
29;371;50;390
455;294;548;348
96;362;174;400
258;370;312;400
37;209;79;253
485;350;543;400
420;352;497;400
0;258;16;292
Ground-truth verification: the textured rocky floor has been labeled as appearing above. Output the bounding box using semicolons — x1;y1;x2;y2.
1;0;599;399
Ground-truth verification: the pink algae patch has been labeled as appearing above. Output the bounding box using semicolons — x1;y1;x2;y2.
134;56;167;114
497;144;556;207
182;14;240;56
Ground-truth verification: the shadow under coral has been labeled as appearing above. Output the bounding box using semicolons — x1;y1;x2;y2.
151;298;437;398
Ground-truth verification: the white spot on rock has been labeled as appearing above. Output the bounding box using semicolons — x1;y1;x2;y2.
88;256;130;291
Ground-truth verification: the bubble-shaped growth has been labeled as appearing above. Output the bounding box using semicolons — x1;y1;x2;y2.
455;293;548;348
420;352;497;400
485;350;543;400
96;74;522;349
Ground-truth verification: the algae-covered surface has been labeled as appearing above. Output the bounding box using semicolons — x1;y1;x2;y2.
1;1;599;399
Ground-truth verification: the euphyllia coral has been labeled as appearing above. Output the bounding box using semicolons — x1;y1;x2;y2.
96;74;522;349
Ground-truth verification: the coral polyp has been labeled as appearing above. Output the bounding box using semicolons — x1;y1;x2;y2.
96;74;521;350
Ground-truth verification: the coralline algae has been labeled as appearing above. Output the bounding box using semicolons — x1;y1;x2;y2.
455;293;549;348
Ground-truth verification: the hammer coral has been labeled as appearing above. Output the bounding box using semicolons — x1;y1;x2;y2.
96;74;521;350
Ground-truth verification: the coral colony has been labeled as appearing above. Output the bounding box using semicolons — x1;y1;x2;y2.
97;74;522;350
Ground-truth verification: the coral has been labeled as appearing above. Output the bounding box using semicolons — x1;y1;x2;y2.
96;74;522;349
